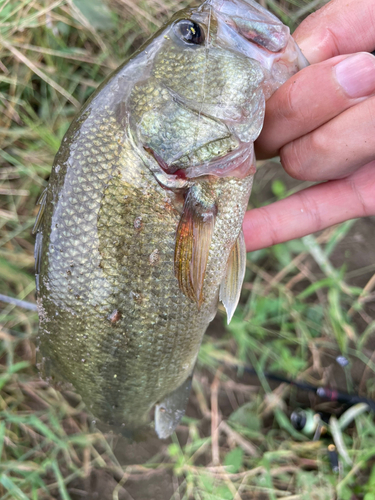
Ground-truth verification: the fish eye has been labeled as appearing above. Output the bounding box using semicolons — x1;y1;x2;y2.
174;20;205;45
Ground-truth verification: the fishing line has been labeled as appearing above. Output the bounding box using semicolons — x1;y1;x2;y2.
193;3;212;153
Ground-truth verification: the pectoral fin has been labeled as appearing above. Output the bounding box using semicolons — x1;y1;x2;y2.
174;190;216;307
220;229;246;324
155;374;193;439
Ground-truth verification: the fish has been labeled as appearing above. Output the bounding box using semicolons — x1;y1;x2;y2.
33;0;308;439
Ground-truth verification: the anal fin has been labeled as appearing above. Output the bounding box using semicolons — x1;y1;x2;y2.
155;374;193;439
174;188;216;307
33;188;47;292
220;229;246;324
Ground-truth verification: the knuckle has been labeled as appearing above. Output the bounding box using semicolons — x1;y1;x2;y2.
280;140;307;180
277;69;319;125
347;162;375;217
276;78;301;123
299;191;323;232
348;177;369;216
281;128;330;181
257;207;279;247
309;127;330;156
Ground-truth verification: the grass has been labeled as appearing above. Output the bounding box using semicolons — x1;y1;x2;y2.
1;0;375;498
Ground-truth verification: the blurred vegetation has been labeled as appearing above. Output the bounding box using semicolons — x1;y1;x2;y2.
1;0;375;498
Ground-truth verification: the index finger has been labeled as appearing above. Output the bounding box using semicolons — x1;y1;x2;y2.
243;160;375;252
294;0;375;64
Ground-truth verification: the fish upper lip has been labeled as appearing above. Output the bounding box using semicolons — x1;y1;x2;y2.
204;0;289;51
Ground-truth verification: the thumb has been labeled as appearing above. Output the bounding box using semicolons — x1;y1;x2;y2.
293;0;375;64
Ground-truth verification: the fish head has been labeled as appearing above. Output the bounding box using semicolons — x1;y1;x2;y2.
128;0;308;180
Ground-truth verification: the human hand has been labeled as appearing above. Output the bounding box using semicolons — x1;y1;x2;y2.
244;0;375;252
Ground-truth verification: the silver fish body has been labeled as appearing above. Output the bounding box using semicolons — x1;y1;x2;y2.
34;0;307;438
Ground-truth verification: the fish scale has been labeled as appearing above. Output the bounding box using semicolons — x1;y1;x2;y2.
34;0;308;438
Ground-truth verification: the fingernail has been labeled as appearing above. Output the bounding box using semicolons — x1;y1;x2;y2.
335;53;375;98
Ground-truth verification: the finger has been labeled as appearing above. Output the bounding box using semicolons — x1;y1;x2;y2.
256;52;375;159
280;93;375;181
243;161;375;252
293;0;375;64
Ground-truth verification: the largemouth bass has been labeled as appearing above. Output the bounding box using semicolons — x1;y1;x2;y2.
34;0;307;438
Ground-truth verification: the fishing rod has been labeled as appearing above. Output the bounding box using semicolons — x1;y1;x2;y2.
236;363;375;471
0;294;38;311
239;364;375;412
